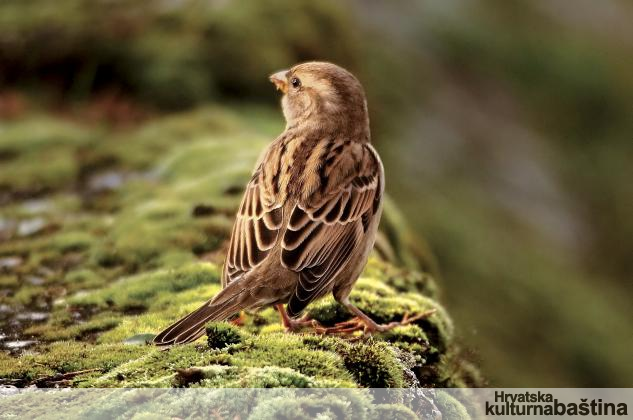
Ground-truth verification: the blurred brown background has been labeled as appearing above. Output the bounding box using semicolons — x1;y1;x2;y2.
1;0;632;386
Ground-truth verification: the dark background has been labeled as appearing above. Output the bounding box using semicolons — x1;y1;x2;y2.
1;0;631;386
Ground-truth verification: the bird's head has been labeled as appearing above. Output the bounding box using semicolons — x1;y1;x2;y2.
269;62;369;137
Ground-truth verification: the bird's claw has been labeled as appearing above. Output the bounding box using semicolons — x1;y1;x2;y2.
282;314;323;332
316;309;438;335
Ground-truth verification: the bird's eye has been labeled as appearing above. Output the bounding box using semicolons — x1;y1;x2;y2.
291;77;301;88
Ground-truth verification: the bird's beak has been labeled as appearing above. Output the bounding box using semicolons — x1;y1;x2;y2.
269;70;289;93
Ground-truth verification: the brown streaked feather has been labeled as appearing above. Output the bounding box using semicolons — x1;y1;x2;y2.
153;280;257;346
222;167;283;287
281;142;383;316
222;138;382;317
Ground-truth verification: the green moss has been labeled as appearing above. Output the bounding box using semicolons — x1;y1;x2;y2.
68;263;220;312
305;274;453;357
193;366;323;388
11;284;46;306
363;257;439;298
63;268;107;290
435;391;471;420
337;340;406;388
49;231;95;253
24;312;121;341
230;333;354;383
303;335;422;389
0;116;97;192
371;404;418;420
381;325;430;354
206;322;246;349
248;389;372;419
304;296;352;325
86;344;231;387
130;413;170;420
0;342;147;383
301;335;342;353
88;200;223;272
0;274;19;287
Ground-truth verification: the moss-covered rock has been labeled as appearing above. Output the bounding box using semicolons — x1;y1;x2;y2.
0;106;479;407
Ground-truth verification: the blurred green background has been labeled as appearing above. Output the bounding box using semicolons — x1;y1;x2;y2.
1;0;631;386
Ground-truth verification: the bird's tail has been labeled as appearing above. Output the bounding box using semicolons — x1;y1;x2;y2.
152;281;252;347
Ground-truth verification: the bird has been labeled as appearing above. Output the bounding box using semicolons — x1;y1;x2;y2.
153;61;420;347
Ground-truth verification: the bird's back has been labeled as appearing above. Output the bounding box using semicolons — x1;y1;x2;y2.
221;128;383;315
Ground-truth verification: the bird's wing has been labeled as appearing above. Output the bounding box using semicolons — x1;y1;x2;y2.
281;142;384;316
222;168;283;287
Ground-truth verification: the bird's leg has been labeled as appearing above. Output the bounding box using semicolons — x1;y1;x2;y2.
275;304;321;332
318;298;437;334
229;311;247;326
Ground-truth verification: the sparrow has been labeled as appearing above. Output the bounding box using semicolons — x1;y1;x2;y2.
153;62;414;346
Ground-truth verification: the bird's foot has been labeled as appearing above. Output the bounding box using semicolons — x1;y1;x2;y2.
283;314;323;332
316;309;437;335
276;304;323;332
